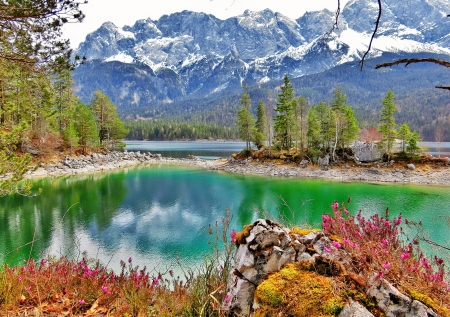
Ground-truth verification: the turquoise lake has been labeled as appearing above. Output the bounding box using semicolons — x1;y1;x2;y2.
1;163;450;272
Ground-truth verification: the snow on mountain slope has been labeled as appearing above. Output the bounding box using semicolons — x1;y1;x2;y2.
74;0;450;107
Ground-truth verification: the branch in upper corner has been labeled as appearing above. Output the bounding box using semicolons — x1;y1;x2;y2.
322;0;341;42
375;58;450;69
359;0;382;71
436;86;450;91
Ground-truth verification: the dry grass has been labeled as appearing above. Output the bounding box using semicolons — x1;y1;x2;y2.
0;211;236;317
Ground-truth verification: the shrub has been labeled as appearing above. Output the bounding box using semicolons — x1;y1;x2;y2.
322;201;450;313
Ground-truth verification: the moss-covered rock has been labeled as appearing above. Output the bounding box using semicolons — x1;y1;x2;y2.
254;263;345;317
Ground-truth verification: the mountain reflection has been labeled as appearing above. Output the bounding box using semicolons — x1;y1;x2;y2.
1;165;449;271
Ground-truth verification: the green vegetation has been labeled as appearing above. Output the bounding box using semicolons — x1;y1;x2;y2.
232;75;425;163
2;205;448;316
237;83;255;151
0;209;236;317
125;119;239;140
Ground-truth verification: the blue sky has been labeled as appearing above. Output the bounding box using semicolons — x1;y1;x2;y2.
63;0;349;48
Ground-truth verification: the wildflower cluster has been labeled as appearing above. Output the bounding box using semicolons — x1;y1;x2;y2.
322;201;449;307
0;210;236;316
0;256;176;316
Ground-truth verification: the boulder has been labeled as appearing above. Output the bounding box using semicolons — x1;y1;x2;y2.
353;141;384;163
366;276;440;317
340;300;375;317
224;221;443;317
318;155;330;167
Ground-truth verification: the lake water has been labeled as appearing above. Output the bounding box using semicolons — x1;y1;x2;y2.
125;141;247;160
124;141;450;159
1;162;450;272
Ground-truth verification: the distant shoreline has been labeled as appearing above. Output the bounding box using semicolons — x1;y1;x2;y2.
24;151;450;186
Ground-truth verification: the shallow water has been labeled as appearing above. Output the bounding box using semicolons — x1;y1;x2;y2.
1;164;449;271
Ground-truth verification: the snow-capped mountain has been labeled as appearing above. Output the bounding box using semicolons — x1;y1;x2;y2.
73;0;450;108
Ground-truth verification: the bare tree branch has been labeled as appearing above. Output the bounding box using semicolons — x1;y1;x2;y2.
375;58;450;69
323;0;341;41
359;0;382;70
436;86;450;91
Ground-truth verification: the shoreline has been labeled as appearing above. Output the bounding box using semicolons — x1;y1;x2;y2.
24;151;450;186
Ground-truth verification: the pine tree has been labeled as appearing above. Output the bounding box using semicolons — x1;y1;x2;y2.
53;68;78;140
307;105;321;153
253;99;267;149
407;132;421;156
329;85;360;160
398;123;412;153
236;84;254;151
342;106;359;148
90;91;128;149
274;74;295;150
378;90;398;155
294;96;309;155
74;102;98;155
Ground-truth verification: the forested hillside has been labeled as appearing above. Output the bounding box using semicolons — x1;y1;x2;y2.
124;53;450;141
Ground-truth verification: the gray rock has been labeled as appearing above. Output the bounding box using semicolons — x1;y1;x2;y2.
367;167;382;175
300;159;309;168
353;141;384;163
407;163;416;170
318;155;330;167
224;273;256;317
366;276;440;317
339;299;375;317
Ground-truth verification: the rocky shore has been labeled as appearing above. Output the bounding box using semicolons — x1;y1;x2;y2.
214;157;450;185
24;151;216;178
25;151;450;186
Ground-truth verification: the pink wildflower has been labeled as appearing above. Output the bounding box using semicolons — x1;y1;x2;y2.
128;257;132;263
435;256;444;265
382;262;391;269
18;276;22;282
101;286;108;293
394;216;402;226
400;253;410;260
344;238;350;246
324;246;332;253
381;239;389;247
78;299;85;305
230;230;237;243
332;241;341;249
331;202;339;211
376;272;384;279
224;295;231;303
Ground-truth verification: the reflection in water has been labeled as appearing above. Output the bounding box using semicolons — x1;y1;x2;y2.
1;165;450;271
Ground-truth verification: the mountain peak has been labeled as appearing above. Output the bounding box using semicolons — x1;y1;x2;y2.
74;0;450;109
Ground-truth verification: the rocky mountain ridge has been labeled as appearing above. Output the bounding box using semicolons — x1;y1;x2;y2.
73;0;450;110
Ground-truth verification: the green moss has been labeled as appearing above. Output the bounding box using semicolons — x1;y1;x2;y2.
407;289;450;317
290;228;321;236
322;298;345;315
255;279;284;307
254;263;346;317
